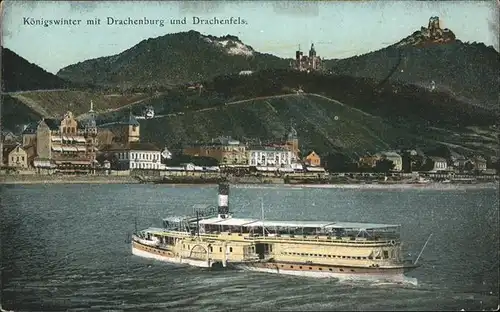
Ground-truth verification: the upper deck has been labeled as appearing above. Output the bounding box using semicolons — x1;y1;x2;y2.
196;217;399;231
155;213;401;245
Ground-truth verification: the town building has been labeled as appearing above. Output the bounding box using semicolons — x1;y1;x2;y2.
1;131;18;144
291;44;322;72
34;109;99;173
428;156;448;172
101;142;166;170
358;154;381;169
183;137;247;165
183;127;301;167
472;156;487;171
3;143;36;168
303;150;321;167
97;113;141;146
449;151;467;170
246;146;293;167
22;122;39;148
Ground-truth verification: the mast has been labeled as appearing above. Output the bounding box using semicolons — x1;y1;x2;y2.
261;197;265;236
196;210;200;238
414;233;433;265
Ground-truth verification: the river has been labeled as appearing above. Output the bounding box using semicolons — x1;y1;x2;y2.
0;184;498;311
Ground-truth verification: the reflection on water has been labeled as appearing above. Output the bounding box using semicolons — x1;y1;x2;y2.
0;184;498;311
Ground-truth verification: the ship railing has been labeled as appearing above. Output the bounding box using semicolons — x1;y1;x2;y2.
158;230;399;245
245;234;400;245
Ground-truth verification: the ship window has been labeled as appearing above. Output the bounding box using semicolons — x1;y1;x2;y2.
309;267;312;270
229;247;233;252
351;269;355;272
318;268;322;271
290;266;294;268
209;247;213;252
301;253;305;256
299;266;302;269
328;255;332;258
329;268;333;271
183;244;185;249
220;247;222;252
340;269;344;272
314;254;318;257
342;256;345;259
383;251;389;259
270;245;273;252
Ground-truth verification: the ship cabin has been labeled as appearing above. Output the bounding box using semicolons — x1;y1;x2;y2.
194;217;401;242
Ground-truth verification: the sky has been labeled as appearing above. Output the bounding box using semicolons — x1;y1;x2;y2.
2;0;499;74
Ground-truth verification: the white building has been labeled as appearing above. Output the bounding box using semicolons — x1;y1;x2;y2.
429;156;448;172
103;142;166;170
247;147;293;167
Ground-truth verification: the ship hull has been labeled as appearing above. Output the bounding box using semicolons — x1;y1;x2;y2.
132;241;214;268
132;241;418;280
234;261;418;280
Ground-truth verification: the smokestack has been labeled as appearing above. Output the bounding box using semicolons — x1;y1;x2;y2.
218;182;230;218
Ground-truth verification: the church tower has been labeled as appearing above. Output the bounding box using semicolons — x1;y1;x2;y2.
126;110;140;143
286;125;299;161
84;100;98;173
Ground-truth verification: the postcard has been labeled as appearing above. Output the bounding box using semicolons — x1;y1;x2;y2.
1;1;498;311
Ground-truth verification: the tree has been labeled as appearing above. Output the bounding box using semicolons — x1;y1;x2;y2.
418;158;435;172
374;158;395;173
324;153;356;172
463;161;474;172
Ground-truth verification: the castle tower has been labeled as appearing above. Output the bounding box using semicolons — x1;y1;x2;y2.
218;182;230;219
309;43;316;58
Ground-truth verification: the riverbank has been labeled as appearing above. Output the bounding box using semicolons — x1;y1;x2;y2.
0;174;138;185
0;174;497;189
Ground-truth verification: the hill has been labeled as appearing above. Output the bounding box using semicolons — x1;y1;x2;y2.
1;91;156;133
1;47;73;92
56;17;499;109
56;30;290;89
328;17;500;110
105;70;498;158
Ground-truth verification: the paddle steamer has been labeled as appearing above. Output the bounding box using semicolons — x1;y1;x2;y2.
131;183;422;278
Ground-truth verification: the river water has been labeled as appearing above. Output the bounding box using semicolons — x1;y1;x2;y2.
0;184;498;311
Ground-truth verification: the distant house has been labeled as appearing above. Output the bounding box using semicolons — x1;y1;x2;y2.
379;151;403;172
429;156;447;172
303;151;321;167
161;147;173;160
449;151;467;169
472;156;487;171
21;122;39;148
358;154;380;168
3;143;36;169
239;70;253;75
1;131;18;144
